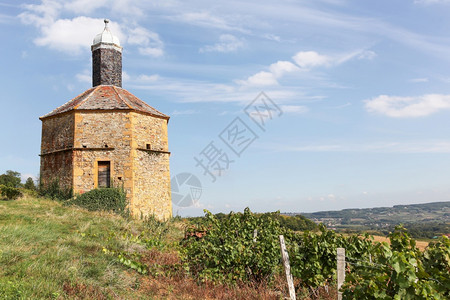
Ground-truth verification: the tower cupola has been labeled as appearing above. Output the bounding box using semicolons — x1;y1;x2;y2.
91;19;122;87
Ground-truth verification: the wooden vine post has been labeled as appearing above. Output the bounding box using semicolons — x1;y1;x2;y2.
253;229;258;242
337;248;346;300
279;235;296;300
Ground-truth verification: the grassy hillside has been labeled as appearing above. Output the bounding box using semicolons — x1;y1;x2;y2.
0;196;294;299
0;195;170;298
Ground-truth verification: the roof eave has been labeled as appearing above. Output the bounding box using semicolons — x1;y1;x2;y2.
40;108;170;121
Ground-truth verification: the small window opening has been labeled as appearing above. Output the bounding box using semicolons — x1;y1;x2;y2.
104;144;108;148
118;176;122;180
98;161;111;188
82;145;87;148
146;144;151;150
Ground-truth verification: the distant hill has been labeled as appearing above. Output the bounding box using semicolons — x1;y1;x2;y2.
284;201;450;238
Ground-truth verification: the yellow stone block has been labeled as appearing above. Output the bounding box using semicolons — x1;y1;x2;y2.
74;168;83;176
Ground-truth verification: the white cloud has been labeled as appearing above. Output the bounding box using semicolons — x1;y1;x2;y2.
236;60;299;87
414;0;450;4
336;49;377;64
410;78;429;83
122;71;131;82
327;102;351;109
280;105;309;114
76;69;91;83
200;34;245;53
172;109;199;116
269;61;300;78
137;74;160;82
236;71;278;86
19;0;61;27
292;51;330;69
169;11;247;32
237;48;372;88
25;0;143;18
19;2;157;55
264;140;450;153
64;0;108;14
20;14;125;55
318;194;337;202
236;48;374;89
263;34;281;42
292;49;376;69
327;194;336;200
365;94;450;118
128;27;164;57
357;50;377;60
139;47;164;57
110;0;144;17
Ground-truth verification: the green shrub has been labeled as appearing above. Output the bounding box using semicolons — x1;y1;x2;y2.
0;185;22;200
181;208;284;283
68;188;128;215
39;179;73;201
288;224;346;289
22;188;38;198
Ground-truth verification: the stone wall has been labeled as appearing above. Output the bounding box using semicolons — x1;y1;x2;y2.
41;113;74;153
133;150;171;219
40;113;75;189
40;150;73;190
131;111;169;151
73;111;132;196
131;112;172;219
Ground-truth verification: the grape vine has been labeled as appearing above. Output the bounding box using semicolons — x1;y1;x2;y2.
181;209;449;299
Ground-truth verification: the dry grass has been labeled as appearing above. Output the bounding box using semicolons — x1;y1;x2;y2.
372;235;429;251
137;246;337;299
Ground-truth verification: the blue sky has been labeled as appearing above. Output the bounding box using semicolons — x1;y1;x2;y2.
2;0;450;216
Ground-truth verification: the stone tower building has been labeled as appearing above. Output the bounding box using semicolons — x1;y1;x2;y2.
39;20;172;220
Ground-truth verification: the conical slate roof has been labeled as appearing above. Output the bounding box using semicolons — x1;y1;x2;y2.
40;85;169;120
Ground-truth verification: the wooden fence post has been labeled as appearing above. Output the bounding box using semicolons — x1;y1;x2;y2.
337;248;345;300
279;235;296;300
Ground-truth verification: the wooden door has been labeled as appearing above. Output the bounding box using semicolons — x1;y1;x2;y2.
98;161;110;188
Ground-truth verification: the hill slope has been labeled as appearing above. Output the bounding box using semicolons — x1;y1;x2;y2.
288;201;450;237
0;196;293;299
0;196;184;299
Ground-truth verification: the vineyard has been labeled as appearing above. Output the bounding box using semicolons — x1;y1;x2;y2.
182;208;450;299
